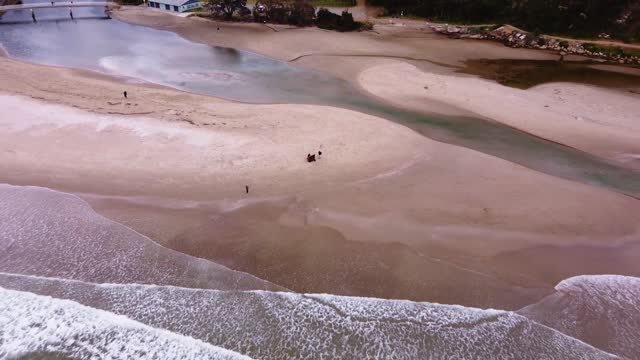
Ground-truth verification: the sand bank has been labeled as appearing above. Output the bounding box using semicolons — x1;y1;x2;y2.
360;62;640;168
0;61;424;197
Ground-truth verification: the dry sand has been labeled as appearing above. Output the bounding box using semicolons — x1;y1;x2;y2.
2;9;640;308
0;57;424;197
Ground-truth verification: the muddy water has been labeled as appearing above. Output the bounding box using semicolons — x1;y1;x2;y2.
459;58;640;91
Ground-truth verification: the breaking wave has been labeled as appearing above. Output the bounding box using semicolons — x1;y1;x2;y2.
0;287;250;360
518;275;640;359
0;273;617;360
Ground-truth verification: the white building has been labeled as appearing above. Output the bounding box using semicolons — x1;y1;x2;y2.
147;0;201;13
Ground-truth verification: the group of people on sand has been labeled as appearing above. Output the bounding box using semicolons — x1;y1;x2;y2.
246;151;322;195
307;151;322;163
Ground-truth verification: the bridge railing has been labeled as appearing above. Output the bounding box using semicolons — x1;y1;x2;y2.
0;1;116;11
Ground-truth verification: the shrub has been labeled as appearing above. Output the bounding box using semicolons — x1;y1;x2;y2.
316;8;360;31
316;8;340;30
205;0;247;20
288;0;316;26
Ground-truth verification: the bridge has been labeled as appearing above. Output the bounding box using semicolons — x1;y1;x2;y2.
0;1;115;12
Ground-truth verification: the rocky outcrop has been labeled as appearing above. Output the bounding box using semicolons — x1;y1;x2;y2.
431;23;640;66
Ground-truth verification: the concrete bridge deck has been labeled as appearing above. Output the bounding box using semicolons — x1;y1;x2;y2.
0;1;115;11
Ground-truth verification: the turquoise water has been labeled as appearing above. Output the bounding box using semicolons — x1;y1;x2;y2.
0;13;638;196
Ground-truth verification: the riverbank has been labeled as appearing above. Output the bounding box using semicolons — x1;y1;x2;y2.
430;23;640;66
113;7;640;168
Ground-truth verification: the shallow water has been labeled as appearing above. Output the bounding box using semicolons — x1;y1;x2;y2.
459;59;640;90
0;12;639;196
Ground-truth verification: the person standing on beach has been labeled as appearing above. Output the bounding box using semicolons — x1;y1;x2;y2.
123;91;127;99
245;185;249;194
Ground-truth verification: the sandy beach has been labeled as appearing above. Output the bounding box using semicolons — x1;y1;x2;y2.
1;7;639;309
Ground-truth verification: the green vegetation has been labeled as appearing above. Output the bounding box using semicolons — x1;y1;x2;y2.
247;0;354;6
316;8;371;31
202;0;365;30
205;0;248;20
251;0;315;25
583;43;640;57
367;0;640;42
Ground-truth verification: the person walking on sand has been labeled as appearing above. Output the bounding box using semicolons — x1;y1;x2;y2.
245;185;249;194
123;91;128;99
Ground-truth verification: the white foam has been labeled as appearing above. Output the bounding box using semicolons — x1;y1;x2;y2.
0;272;617;360
0;287;251;360
555;274;640;292
519;275;640;359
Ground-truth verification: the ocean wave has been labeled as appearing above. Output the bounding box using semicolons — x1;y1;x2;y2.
518;275;640;359
0;272;617;360
0;184;284;292
0;287;251;360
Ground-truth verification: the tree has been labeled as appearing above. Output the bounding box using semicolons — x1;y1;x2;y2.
288;0;316;26
205;0;247;20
